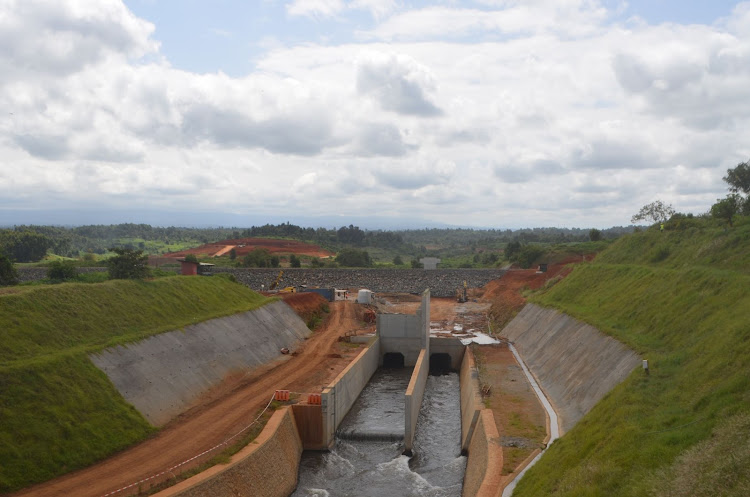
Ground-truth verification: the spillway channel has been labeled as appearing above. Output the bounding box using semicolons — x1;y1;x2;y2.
292;367;466;496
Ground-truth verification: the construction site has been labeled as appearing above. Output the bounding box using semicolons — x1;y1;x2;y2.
7;256;646;497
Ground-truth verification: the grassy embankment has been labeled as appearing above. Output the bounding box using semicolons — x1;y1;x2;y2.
0;276;273;493
513;216;750;497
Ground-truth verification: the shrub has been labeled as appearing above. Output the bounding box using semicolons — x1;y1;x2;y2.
47;260;78;282
0;251;18;286
107;248;150;280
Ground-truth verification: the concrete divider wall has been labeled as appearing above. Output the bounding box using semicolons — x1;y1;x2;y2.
501;303;641;433
462;409;503;497
152;407;302;497
378;313;421;366
321;336;381;447
90;301;311;426
459;346;483;452
404;349;428;454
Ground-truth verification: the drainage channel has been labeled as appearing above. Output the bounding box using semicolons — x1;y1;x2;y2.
502;343;560;497
292;367;465;496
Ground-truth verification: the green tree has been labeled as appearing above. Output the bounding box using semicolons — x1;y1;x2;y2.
47;260;78;282
107;248;150;279
505;240;522;260
335;248;372;267
710;194;742;227
271;255;280;268
289;254;301;268
589;228;602;242
393;255;404;265
0;251;18;286
631;200;676;224
242;248;272;267
0;230;53;263
410;258;421;268
723;160;750;195
183;254;199;263
229;248;237;260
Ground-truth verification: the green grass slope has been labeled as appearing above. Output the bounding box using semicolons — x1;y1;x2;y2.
0;276;273;493
512;217;750;497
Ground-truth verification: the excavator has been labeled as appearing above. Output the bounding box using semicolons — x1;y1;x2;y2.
269;270;296;293
456;280;468;303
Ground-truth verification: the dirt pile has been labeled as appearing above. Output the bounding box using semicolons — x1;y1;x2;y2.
280;292;330;328
484;257;590;331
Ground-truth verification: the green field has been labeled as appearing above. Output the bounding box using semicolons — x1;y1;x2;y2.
513;217;750;496
0;276;273;493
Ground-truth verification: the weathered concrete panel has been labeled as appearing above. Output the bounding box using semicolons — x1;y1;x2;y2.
90;301;311;426
431;337;466;371
152;407;302;497
501;304;641;433
321;337;381;447
462;410;503;497
404;349;428;454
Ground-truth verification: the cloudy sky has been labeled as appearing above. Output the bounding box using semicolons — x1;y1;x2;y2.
1;0;749;229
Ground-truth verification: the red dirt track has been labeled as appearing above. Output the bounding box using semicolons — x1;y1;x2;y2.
165;238;334;259
13;301;368;497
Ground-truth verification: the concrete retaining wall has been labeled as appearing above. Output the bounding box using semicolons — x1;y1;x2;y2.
321;337;381;447
431;337;466;372
379;314;421;366
501;303;641;433
152;407;302;497
462;409;504;497
90;301;311;426
459;347;483;452
404;349;428;455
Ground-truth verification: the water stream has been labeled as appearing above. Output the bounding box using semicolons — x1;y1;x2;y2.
292;368;466;497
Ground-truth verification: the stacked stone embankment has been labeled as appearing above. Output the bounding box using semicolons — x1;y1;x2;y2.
16;267;504;297
216;268;506;297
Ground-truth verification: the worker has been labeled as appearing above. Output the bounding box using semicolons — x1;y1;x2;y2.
660;223;664;232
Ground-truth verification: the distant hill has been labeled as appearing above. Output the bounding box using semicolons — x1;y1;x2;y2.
164;237;335;259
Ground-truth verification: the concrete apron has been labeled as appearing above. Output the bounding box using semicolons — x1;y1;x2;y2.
501;343;560;497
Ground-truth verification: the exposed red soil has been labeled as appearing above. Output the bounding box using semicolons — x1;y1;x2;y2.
483;255;594;330
13;301;369;497
279;292;329;325
164;238;334;259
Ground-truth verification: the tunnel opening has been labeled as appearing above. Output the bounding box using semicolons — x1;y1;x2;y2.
382;352;405;368
429;353;452;375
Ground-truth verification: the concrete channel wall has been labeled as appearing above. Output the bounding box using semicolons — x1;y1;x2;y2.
404;349;428;455
90;301;311;426
463;410;504;497
459;347;483;452
321;337;381;447
502;304;642;433
152;407;302;497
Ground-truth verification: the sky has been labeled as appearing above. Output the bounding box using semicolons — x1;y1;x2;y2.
1;0;749;229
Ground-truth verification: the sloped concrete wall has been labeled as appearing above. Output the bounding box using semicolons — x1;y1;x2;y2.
501;304;641;433
152;407;302;497
90;301;311;426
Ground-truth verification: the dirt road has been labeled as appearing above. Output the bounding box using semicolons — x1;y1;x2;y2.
14;301;369;497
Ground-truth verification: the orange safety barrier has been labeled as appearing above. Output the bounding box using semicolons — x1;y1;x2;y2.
307;393;322;405
274;390;290;401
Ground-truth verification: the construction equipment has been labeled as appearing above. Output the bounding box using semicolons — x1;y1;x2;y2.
456;281;468;303
269;270;283;290
279;286;297;293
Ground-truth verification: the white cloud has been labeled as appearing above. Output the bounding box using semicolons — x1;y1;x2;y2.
1;0;749;228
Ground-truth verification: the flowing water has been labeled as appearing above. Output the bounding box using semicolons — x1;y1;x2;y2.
292;368;466;497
